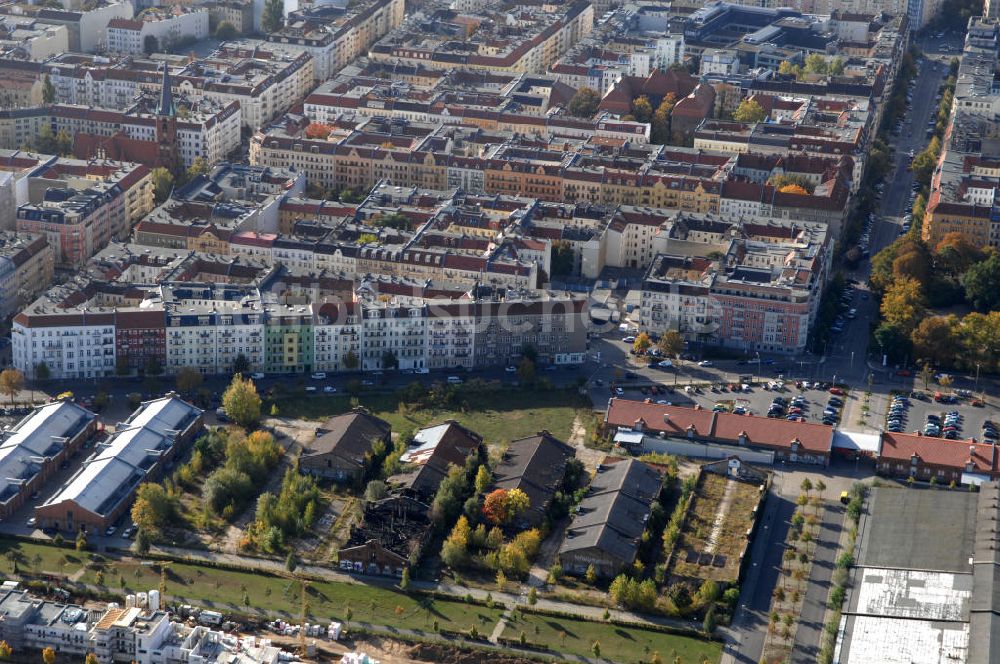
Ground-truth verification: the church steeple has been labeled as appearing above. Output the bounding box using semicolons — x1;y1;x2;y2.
158;62;175;117
155;62;179;173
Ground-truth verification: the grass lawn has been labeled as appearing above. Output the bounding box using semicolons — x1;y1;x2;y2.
80;557;503;632
0;538;86;576
505;612;721;663
670;474;762;583
271;389;591;444
0;539;501;633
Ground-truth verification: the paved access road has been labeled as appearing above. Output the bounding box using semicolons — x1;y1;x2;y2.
721;473;795;664
789;503;846;664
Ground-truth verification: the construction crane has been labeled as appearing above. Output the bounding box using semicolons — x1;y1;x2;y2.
274;569;310;655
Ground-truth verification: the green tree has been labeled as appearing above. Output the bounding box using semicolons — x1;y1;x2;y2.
42;647;55;664
343;351;359;370
880;277;926;334
474;465;492;495
482;488;530;526
703;608;717;635
400;568;410;591
42;75;55;104
0;640;12;659
185;157;210;183
567;87;601;118
222;374;262;428
962;253;1000;312
779;60;803;79
803;53;829;75
380;350;398;370
651;93;676;144
261;0;284;33
632;332;652;354
733;98;765;123
55;129;72;156
911;315;958;366
215;21;237;40
829;57;845;76
631;95;653;123
585;564;598;584
911;136;941;187
550;241;575;276
143;35;158;55
176;367;203;395
151;167;174;204
364;479;387;503
34;361;50;382
0;368;24;405
657;330;684;358
131;483;177;531
517;356;536;385
144;356;163;376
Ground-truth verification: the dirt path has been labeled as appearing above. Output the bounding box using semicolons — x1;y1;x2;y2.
704;478;736;555
566;415;605;472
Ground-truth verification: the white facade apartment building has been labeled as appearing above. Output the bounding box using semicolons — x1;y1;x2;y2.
177;46;314;130
359;302;427;371
267;0;405;82
312;302;362;372
0;233;53;319
426;310;474;370
106;10;209;55
0;19;69;60
13;320;117;380
162;296;265;375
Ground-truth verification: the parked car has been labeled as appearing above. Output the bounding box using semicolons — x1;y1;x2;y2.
310;372;327;380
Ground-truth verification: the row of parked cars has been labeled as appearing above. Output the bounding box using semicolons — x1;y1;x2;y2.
924;410;963;439
982;420;998;444
886;395;910;432
822;395;844;425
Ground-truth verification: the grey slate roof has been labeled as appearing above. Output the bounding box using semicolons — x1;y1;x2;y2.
558;459;663;565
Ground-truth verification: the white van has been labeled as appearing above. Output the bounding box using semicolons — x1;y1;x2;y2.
446;376;463;384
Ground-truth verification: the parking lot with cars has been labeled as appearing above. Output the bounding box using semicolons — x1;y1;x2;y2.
609;380;850;426
884;390;998;443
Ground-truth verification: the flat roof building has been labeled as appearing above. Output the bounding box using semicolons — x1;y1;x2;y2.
837;483;1000;664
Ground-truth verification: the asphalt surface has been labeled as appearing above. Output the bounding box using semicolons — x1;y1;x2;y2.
722;31;968;664
722;474;796;664
789;503;846;664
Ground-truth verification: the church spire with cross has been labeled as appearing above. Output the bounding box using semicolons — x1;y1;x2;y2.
158;61;176;117
155;62;179;173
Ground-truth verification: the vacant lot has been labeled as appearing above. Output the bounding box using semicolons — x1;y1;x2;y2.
670;473;762;583
271;389;591;444
503;611;722;663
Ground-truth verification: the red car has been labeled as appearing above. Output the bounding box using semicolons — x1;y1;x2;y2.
830;387;846;396
895;369;912;377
